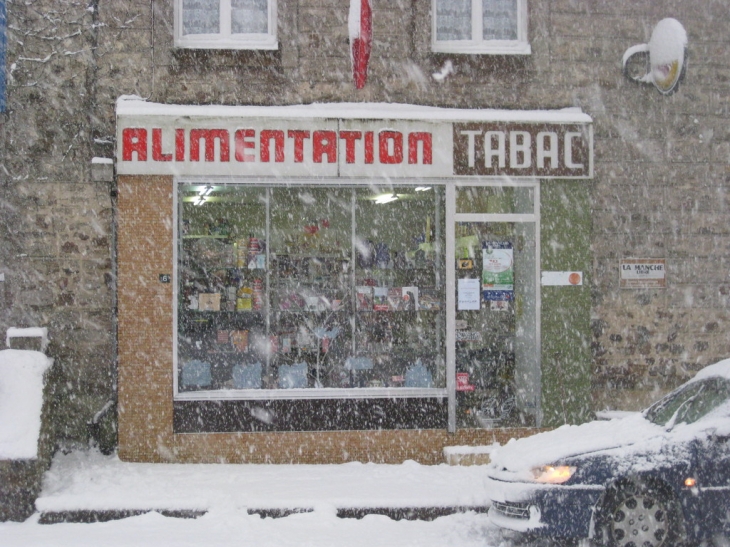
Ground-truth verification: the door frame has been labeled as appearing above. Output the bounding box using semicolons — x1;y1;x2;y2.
446;179;541;431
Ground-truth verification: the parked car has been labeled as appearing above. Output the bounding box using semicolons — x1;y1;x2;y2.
486;358;730;546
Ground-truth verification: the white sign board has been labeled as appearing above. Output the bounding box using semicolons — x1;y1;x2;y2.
115;99;594;179
620;259;666;289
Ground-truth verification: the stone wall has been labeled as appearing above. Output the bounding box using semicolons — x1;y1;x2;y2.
0;0;116;445
2;0;730;453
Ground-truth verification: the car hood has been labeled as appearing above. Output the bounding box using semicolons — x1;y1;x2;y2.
488;413;666;477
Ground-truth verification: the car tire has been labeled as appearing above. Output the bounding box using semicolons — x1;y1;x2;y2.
599;477;684;547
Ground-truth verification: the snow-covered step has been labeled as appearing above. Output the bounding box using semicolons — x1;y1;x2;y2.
443;444;499;466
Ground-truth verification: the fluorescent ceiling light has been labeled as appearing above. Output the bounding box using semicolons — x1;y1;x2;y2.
374;193;398;204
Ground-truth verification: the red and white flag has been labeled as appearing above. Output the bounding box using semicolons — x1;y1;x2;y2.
348;0;372;89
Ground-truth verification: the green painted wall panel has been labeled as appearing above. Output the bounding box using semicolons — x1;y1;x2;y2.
540;180;593;427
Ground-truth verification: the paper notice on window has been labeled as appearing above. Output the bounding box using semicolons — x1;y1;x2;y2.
458;278;480;310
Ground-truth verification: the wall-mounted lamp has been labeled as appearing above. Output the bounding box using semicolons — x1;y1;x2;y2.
622;18;688;95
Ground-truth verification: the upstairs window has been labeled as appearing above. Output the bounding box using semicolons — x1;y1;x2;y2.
432;0;529;55
175;0;277;50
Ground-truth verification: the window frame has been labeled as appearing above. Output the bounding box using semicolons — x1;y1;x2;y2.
174;0;278;50
431;0;530;55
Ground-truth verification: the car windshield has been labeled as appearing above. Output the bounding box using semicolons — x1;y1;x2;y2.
644;377;730;427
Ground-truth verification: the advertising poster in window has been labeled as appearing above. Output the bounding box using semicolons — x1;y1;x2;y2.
482;241;514;301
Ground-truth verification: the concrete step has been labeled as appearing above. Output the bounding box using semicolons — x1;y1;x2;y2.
443;445;496;466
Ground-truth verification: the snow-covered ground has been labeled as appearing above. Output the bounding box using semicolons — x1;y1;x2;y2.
0;347;508;546
2;508;501;547
0;450;506;547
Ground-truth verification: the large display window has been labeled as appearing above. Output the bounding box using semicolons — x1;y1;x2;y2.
175;182;446;399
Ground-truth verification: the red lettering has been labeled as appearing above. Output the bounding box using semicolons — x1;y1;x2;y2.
152;128;172;162
122;128;147;161
287;130;311;163
124;126;436;167
339;131;362;163
408;132;432;164
364;131;374;164
190;129;230;162
313;130;337;163
234;129;256;162
260;130;285;162
175;129;185;162
379;131;403;164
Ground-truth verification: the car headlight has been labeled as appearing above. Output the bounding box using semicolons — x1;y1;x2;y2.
531;465;576;484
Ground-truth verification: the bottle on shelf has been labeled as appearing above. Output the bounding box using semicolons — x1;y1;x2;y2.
252;278;264;311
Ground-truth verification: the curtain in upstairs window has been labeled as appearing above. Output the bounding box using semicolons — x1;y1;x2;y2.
231;0;268;34
182;0;220;35
435;0;471;41
482;0;517;40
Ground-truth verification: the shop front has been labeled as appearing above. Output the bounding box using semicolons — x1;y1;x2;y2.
115;98;593;463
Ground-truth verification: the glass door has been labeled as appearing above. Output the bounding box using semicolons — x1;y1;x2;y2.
446;183;540;430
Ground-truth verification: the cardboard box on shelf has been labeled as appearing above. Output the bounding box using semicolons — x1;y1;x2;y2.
198;293;221;311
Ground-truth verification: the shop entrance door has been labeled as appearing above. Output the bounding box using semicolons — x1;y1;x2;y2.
446;183;540;431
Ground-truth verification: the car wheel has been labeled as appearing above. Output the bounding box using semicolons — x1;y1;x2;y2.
603;478;683;547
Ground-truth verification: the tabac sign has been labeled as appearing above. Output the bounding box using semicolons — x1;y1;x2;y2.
116;98;593;179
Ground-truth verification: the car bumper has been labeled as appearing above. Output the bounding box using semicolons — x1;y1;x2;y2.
486;475;605;539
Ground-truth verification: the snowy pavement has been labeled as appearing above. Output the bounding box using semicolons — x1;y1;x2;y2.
0;449;509;547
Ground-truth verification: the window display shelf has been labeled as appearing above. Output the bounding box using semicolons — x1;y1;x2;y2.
183;234;230;239
177;184;446;395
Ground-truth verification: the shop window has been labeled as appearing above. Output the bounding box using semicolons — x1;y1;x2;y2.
432;0;530;55
175;183;445;398
175;0;277;50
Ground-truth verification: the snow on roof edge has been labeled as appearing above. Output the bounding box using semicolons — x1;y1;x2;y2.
115;96;592;124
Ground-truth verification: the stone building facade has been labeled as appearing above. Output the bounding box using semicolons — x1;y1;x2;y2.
1;0;729;461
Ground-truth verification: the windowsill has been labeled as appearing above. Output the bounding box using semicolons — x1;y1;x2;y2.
175;387;448;401
175;37;279;51
431;42;531;55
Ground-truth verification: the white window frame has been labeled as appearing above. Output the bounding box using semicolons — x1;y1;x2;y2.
174;0;278;50
431;0;530;55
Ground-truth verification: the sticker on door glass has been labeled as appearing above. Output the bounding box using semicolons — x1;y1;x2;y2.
482;241;514;301
457;278;480;310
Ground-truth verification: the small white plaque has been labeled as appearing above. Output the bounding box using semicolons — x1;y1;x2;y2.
620;259;666;289
541;271;583;286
